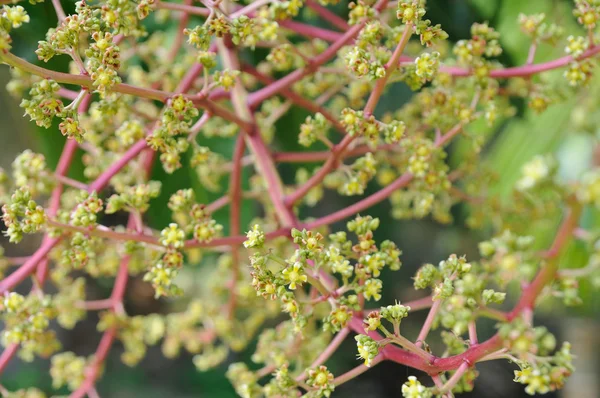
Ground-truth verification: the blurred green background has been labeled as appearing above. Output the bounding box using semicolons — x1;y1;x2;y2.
1;0;600;397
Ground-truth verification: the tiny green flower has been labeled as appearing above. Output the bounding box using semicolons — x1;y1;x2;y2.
355;335;379;367
363;278;383;301
401;376;432;398
244;224;265;248
281;261;308;290
160;223;185;248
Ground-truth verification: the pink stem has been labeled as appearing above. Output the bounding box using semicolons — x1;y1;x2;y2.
165;0;192;62
88;139;148;193
435;122;464;147
415;299;442;348
156;0;210;16
218;39;296;227
0;52;249;130
279;20;343;42
184;172;414;248
305;0;349;31
206;195;230;213
438;362;469;394
333;356;383;386
364;22;413;116
242;65;345;133
226;134;245;318
307;328;349;370
71;154;155;398
230;0;272;18
526;42;538;65
439;44;600;78
272;143;400;163
3;256;31;266
70;328;117;398
51;0;67;21
284;135;354;206
303;172;414;229
510;204;581;317
468;321;478;345
402;296;434;312
79;299;114;311
0;344;18;375
0;238;61;295
58;87;79;100
246;124;296;227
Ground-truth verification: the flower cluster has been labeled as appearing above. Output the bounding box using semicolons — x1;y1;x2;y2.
1;292;60;361
147;95;199;173
1;187;46;243
1;0;600;397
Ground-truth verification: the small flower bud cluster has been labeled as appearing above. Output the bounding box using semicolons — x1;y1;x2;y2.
20;79;64;129
414;51;440;81
86;31;122;94
499;318;558;358
105;181;161;214
455;22;502;64
412;255;487;335
169;190;224;243
295;168;324;206
564;59;595;86
306;365;335;397
229;15;279;48
299;113;330;147
385;135;451;221
401;376;432;398
58;232;100;271
344;47;386;80
340;108;404;149
573;0;600;29
226;362;261;398
326;152;379;196
267;44;302;71
245;216;401;337
577;170;600;208
565;35;589;58
50;352;88;391
348;1;376;26
518;13;563;45
513;342;574;395
363;301;410;336
1;292;59;358
213;69;241;92
147;95;199;173
515;155;557;191
478;230;537;286
355;334;379;367
1;187;46;243
11;150;54;195
53;277;87;329
396;0;426;25
0;5;29;50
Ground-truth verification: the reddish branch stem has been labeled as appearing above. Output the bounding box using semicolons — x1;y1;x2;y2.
439;44;600;78
226;135;246;318
305;0;350;31
242;65;346;134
